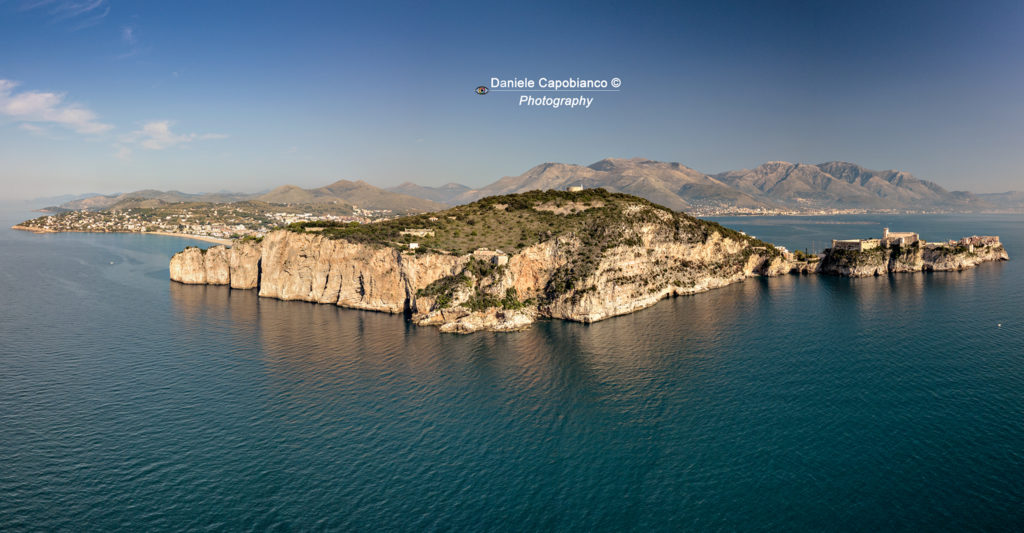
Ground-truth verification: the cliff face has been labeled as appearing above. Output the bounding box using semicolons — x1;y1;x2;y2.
229;241;261;289
254;231;464;312
920;245;1009;271
169;242;260;287
169;197;1007;333
169;247;208;284
819;243;1009;277
204;246;230;285
169;217;786;332
539;230;752;323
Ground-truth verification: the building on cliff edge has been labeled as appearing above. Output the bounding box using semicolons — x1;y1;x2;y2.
831;228;921;251
881;228;919;247
473;248;509;266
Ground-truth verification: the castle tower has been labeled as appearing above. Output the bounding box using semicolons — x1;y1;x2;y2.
883;227;890;238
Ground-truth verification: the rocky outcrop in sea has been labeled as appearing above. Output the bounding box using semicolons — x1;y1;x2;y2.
171;223;788;333
169;192;1008;333
818;240;1008;277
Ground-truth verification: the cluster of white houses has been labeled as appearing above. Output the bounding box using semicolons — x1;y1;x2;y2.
831;228;1000;252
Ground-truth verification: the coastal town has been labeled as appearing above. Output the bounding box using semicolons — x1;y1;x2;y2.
686;204;962;217
13;202;398;241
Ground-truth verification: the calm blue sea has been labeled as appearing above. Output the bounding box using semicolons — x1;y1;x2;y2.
1;209;1022;531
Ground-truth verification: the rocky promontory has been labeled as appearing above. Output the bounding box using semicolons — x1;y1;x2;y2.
169;189;1009;333
818;237;1008;277
170;189;789;332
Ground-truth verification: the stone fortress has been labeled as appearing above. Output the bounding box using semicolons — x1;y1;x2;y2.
831;228;1000;252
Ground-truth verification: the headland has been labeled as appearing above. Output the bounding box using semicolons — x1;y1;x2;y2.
166;190;1009;333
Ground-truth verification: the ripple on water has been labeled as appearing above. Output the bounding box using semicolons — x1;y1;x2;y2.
1;214;1023;530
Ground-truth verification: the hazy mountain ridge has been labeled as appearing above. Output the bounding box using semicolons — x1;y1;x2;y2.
44;159;1024;214
976;190;1024;209
56;190;253;211
51;179;444;214
306;180;446;212
713;161;987;209
449;158;776;211
438;158;1016;212
385;182;472;205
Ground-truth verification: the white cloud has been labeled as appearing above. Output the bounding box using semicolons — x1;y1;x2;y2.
116;24;148;59
19;0;110;27
123;120;227;150
0;79;112;134
121;25;136;45
113;143;131;160
19;123;47;135
72;4;110;30
52;0;106;19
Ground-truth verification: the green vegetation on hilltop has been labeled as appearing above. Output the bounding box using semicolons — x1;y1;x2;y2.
289;188;778;256
290;189;779;305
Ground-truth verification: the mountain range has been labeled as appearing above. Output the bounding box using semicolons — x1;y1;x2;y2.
254;180;446;211
392;158;1010;212
50;180;445;214
712;160;986;210
44;158;1023;214
399;158;772;211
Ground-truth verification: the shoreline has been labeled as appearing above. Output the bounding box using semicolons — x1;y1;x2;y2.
10;224;57;233
10;226;233;246
143;231;233;245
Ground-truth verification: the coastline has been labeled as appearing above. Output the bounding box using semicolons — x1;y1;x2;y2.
10;225;233;246
144;231;233;246
10;224;57;233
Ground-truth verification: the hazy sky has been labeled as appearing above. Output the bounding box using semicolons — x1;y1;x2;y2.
1;0;1022;199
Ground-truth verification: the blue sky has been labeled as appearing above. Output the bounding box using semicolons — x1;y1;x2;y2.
1;0;1022;199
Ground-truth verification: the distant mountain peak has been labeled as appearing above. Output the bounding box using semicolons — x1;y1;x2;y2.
48;158;1012;216
587;157;663;171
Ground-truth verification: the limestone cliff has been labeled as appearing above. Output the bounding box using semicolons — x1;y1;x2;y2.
228;240;261;289
170;193;788;332
169;247;209;284
818;242;1009;277
168;189;1008;332
254;230;464;312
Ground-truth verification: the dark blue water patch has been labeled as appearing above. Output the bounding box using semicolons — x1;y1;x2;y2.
1;211;1022;531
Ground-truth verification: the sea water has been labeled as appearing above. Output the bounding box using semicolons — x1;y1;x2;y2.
1;209;1022;530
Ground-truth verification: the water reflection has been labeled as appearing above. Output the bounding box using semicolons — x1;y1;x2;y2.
165;262;1013;443
168;280;778;421
10;214;1022;531
170;282;259;333
167;275;848;438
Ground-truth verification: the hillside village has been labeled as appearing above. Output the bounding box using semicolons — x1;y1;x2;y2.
14;202;396;240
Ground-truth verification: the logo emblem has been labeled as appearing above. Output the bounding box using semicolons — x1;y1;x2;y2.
475;86;488;95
